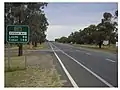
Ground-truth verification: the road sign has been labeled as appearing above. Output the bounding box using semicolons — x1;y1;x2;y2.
6;25;29;43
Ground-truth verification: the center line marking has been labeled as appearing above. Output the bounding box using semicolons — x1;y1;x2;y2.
49;42;78;87
51;43;114;87
105;59;116;63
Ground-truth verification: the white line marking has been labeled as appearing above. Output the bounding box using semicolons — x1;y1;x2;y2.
86;53;91;55
75;50;85;53
51;43;114;87
105;59;116;63
76;50;83;52
49;42;78;87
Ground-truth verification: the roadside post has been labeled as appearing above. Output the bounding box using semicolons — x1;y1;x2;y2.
6;25;29;69
24;45;27;69
116;42;118;47
116;42;118;53
7;43;10;69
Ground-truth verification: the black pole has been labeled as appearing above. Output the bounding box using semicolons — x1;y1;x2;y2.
18;10;23;56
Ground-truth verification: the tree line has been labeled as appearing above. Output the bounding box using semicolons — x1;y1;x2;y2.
55;10;118;48
5;2;49;56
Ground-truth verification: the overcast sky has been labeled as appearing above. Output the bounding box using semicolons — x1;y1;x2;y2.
44;2;118;41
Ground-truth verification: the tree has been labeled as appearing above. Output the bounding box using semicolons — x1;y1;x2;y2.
101;12;117;46
5;2;49;56
55;39;59;42
55;10;117;49
103;12;112;21
56;37;68;43
115;10;118;19
114;10;118;41
28;12;48;47
67;32;76;44
5;3;27;56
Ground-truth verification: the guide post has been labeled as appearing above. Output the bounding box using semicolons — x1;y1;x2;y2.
7;43;10;69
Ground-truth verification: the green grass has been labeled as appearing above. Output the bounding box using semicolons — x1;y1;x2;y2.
73;44;117;54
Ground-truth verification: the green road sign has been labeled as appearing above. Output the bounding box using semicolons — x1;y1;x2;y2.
6;25;29;43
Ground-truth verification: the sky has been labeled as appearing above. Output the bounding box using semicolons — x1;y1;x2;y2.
44;2;118;41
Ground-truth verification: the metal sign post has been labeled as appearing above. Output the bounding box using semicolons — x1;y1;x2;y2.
7;43;10;69
24;47;27;69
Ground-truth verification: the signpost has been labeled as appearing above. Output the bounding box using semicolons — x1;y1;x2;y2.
6;25;29;69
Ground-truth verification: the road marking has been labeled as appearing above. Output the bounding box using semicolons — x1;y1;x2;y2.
75;50;85;53
51;43;114;87
86;53;91;55
75;50;83;52
49;42;78;87
105;59;116;63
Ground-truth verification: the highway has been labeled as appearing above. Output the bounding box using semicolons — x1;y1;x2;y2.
49;42;118;87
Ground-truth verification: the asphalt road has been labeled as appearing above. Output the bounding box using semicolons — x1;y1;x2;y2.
49;42;118;87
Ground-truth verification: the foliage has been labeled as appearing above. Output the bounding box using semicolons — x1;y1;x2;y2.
5;2;49;46
55;10;118;48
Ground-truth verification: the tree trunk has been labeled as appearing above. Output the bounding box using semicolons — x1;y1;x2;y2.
18;44;23;56
35;42;37;47
40;41;42;45
29;42;33;49
109;40;111;47
98;41;102;48
99;44;101;48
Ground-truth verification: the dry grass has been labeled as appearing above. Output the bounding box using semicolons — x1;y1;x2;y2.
5;52;66;87
5;43;49;50
73;44;117;54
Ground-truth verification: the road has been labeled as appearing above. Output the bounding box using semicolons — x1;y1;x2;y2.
48;42;118;87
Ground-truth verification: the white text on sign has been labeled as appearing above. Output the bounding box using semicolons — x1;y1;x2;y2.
9;32;27;35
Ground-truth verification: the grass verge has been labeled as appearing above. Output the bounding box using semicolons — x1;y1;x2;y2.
5;56;25;72
73;44;117;54
32;43;49;50
5;42;49;50
5;52;66;87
